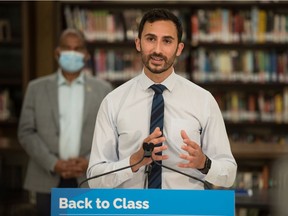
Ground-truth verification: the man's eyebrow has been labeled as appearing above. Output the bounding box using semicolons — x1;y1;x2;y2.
144;33;175;40
162;35;175;40
143;33;156;37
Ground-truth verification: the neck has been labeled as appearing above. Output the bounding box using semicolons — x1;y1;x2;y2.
62;71;81;83
144;68;173;83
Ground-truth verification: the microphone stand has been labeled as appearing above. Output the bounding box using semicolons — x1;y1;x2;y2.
79;142;211;189
151;157;211;189
78;156;145;188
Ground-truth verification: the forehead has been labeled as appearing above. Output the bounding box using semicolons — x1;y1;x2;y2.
142;20;177;38
60;33;84;46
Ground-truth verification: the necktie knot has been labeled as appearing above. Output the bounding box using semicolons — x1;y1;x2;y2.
150;84;166;94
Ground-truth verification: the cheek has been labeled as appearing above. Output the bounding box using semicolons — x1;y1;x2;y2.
140;41;156;53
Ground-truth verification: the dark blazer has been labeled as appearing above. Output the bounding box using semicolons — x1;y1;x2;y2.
18;72;112;193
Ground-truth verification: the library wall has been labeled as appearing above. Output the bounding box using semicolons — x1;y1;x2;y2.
0;1;288;216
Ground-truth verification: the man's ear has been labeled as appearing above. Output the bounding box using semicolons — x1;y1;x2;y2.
176;42;185;57
84;51;91;62
55;47;60;61
135;38;141;52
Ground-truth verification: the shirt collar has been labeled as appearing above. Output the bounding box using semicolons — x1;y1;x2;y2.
138;69;176;92
57;68;85;86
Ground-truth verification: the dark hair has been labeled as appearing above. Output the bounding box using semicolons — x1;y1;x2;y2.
138;8;183;43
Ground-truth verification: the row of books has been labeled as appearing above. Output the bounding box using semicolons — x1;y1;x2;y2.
63;6;288;44
192;48;288;83
233;170;269;191
229;131;287;145
233;169;271;215
64;7;127;42
63;7;186;42
191;7;288;44
94;49;142;80
93;49;188;81
214;88;288;123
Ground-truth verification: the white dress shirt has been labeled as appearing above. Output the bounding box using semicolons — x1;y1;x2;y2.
58;71;84;160
88;71;237;189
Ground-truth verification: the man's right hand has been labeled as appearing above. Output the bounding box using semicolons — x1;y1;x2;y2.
129;127;168;172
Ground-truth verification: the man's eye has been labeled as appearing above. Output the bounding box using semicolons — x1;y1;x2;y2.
147;37;155;42
164;39;172;44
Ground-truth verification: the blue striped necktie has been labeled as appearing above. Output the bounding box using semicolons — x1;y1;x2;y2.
148;84;166;189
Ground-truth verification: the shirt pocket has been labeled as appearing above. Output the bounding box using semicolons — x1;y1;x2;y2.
166;118;201;147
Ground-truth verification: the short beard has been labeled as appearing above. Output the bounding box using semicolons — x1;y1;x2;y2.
141;51;177;74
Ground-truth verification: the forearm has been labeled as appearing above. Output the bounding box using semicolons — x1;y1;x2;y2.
87;157;133;188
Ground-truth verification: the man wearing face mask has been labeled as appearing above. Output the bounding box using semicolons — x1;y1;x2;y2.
18;28;112;216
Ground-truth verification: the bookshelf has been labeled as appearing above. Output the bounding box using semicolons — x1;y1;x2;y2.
0;2;32;133
55;1;191;85
55;1;288;215
0;2;33;215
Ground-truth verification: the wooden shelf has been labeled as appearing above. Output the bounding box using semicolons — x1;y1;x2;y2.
231;142;288;159
236;189;271;210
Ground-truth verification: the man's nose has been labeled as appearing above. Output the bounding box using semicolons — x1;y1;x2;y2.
154;41;162;53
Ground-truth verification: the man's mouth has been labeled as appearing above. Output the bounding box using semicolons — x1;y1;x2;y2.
150;55;165;64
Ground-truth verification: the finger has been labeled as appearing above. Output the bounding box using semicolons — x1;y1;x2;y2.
71;165;83;172
153;145;168;154
143;127;162;143
178;154;196;168
181;131;199;150
181;130;194;146
179;153;194;161
178;162;193;168
73;172;85;178
152;154;169;161
61;171;72;179
151;136;166;146
181;130;189;140
151;145;169;161
181;144;198;156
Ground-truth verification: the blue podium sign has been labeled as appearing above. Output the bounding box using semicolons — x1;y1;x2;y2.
52;188;234;216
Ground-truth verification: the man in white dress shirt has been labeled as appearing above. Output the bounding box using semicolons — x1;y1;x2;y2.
87;8;237;189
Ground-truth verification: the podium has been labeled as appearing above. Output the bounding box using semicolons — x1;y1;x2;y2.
52;188;235;215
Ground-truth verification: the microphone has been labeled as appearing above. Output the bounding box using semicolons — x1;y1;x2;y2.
143;142;154;157
143;142;211;189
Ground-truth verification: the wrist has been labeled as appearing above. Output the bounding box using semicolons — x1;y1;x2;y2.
198;155;211;174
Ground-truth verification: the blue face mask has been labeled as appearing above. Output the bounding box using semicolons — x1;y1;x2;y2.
59;51;85;73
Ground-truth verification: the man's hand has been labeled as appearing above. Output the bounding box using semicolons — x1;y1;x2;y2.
130;127;168;172
178;130;206;169
54;157;88;179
